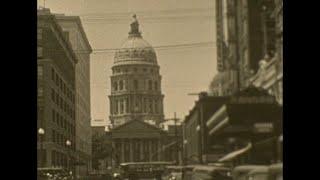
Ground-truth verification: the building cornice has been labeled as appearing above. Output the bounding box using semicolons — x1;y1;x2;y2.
55;15;93;53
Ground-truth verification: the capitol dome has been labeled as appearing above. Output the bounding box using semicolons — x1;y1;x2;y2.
114;15;157;65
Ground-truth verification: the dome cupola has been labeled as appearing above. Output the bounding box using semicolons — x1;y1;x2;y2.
114;15;157;65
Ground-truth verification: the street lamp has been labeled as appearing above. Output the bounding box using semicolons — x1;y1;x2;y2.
183;140;188;165
66;140;72;175
38;128;45;167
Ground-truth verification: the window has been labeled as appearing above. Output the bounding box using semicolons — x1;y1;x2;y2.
120;100;124;114
155;100;158;114
119;80;123;90
38;65;43;77
52;130;56;143
148;80;152;91
154;81;158;90
113;81;118;91
37;29;42;40
125;98;129;113
51;68;55;81
143;98;147;113
134;80;139;90
55;74;59;86
134;68;137;72
38;87;43;97
149;99;153;113
52;109;55;122
115;100;118;114
37;47;43;58
143;68;147;72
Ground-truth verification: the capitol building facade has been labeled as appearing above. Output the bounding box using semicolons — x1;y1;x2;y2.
109;15;164;127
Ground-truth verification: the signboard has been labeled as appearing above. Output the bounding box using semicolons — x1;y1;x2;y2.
230;96;275;104
253;123;274;133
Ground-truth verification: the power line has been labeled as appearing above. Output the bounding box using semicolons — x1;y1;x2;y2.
41;41;216;54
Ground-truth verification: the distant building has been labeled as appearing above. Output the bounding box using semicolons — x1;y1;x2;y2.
55;14;93;177
108;15;164;127
37;8;77;173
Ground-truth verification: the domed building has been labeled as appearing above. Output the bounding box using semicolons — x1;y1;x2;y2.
109;15;164;127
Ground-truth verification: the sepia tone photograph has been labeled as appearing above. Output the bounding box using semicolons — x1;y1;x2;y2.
37;0;283;179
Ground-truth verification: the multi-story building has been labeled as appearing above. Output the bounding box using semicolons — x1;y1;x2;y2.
209;0;239;96
55;14;93;177
37;8;77;174
248;0;282;106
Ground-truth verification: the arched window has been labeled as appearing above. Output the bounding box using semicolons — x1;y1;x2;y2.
113;81;118;91
148;80;152;90
119;80;123;90
134;80;139;90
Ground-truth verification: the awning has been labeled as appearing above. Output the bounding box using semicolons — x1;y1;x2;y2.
218;143;252;162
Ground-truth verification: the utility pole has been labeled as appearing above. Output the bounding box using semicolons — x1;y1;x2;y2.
174;112;179;165
165;112;179;164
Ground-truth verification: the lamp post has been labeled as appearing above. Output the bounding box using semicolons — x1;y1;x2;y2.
66;140;72;176
183;140;188;165
38;128;45;167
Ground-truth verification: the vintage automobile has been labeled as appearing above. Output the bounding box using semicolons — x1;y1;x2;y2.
268;163;282;180
232;165;268;180
37;167;71;180
191;165;232;180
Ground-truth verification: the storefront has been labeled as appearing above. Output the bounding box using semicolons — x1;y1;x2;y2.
206;86;282;166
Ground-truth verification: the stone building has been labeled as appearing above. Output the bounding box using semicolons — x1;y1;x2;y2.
109;15;164;127
37;8;77;173
209;0;239;96
55;14;93;177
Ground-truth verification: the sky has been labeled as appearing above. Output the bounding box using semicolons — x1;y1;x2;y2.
39;0;218;126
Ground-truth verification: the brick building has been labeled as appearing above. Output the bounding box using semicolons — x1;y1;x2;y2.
37;8;77;174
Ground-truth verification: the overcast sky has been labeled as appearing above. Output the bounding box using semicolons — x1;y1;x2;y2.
39;0;217;126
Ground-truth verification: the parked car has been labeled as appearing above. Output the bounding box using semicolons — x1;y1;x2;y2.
191;165;231;180
232;165;268;180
